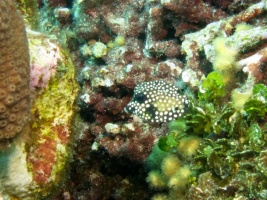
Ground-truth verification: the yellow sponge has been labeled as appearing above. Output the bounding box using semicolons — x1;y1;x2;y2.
161;154;181;177
212;37;238;72
146;170;167;190
177;136;202;158
114;35;126;46
235;23;253;33
168;166;192;189
231;88;253;110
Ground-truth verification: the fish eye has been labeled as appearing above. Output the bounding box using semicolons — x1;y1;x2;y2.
135;93;146;103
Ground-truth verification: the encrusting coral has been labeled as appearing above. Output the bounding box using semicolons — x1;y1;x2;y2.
0;31;78;200
0;1;78;199
27;31;79;191
181;1;266;85
0;0;30;140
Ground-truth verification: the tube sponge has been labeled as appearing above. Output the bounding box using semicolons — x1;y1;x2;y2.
161;154;181;177
0;0;30;140
231;87;253;111
146;170;167;190
177;136;202;159
168;166;192;189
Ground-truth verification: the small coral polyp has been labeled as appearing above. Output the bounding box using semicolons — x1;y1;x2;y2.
0;0;30;140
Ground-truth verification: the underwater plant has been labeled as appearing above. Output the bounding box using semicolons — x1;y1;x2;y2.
147;70;267;199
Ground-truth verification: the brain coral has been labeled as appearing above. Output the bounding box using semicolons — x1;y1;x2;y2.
0;0;30;139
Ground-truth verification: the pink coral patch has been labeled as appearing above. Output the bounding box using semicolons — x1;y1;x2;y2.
28;137;57;184
29;37;62;89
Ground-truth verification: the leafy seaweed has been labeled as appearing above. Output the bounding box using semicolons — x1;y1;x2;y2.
158;134;176;152
244;84;267;121
158;119;186;152
253;84;267;98
198;71;226;103
153;73;267;199
246;123;263;151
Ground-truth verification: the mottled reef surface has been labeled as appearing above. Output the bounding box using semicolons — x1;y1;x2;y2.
1;0;267;199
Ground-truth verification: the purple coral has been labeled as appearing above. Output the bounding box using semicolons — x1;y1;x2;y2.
29;32;62;89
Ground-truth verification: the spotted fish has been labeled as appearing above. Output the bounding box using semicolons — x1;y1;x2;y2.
124;80;189;122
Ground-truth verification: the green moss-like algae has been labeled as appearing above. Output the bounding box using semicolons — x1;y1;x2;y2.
31;54;78;135
16;0;39;29
148;71;267;199
198;71;226;103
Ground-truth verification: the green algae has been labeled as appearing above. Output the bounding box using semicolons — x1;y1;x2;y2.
158;132;179;152
31;47;78;129
158;119;187;152
148;70;267;199
198;71;226;103
16;0;39;29
244;84;267;121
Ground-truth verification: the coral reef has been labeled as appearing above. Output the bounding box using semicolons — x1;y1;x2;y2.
0;19;78;200
49;0;267;199
1;0;267;199
181;1;266;80
26;30;78;197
